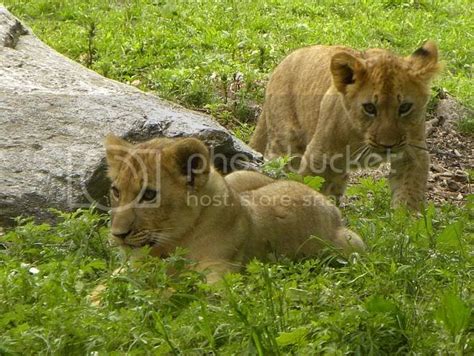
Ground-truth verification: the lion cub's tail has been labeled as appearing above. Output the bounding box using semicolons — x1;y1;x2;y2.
249;111;268;154
334;227;366;255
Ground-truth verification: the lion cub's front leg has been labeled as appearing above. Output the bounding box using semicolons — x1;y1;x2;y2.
89;267;123;306
319;171;349;205
194;260;242;284
299;147;349;204
389;149;429;211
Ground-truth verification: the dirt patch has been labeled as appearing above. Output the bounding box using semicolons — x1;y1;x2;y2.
350;92;472;206
425;93;472;205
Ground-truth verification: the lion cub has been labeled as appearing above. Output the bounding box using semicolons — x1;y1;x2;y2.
104;135;364;283
250;41;441;210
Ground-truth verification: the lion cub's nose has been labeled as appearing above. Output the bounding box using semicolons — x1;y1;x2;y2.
112;230;131;239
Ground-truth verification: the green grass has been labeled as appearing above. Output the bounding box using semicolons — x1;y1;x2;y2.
1;180;472;354
459;115;474;134
4;0;473;134
1;1;473;353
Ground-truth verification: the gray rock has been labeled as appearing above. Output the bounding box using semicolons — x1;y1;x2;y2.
0;7;262;226
435;94;472;126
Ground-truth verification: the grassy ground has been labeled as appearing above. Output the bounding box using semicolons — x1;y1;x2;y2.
1;180;472;354
1;0;473;354
4;0;473;140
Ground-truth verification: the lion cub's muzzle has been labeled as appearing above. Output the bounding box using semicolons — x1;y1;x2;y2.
368;136;407;154
110;231;150;248
110;228;171;251
111;230;131;240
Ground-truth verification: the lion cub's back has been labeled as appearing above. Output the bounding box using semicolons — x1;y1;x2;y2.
266;45;351;96
224;170;275;193
264;45;356;141
246;179;340;224
243;180;344;258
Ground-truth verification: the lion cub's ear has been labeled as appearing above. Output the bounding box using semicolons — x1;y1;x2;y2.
408;41;441;81
166;138;211;189
104;134;132;179
330;52;366;94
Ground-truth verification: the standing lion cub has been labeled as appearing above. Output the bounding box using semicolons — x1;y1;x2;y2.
104;135;364;283
250;42;441;210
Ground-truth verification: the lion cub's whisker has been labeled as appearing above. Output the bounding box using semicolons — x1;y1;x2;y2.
350;144;369;160
408;143;429;151
151;235;173;245
357;146;372;161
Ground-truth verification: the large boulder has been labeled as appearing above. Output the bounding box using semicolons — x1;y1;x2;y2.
0;7;262;226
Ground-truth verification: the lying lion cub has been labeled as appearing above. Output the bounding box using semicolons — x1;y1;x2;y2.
103;135;364;283
250;41;441;210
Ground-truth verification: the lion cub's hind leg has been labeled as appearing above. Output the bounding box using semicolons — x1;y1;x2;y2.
333;227;365;255
261;99;307;160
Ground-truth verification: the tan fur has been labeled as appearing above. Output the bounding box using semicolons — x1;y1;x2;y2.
102;135;364;283
250;42;441;210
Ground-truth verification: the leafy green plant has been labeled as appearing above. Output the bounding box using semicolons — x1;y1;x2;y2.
261;156;294;178
436;292;471;340
288;174;325;191
1;185;472;353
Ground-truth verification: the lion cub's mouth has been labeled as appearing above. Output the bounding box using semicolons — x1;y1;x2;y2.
366;145;407;157
126;241;157;249
110;238;167;258
109;230;172;250
113;240;157;249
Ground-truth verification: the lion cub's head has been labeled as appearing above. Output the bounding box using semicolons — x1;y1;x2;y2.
104;135;210;254
330;41;441;152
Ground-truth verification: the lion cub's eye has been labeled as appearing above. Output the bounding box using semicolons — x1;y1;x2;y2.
362;103;377;116
140;188;157;202
399;102;413;116
111;186;120;200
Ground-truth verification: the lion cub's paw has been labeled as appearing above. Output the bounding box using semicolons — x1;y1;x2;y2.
88;284;106;307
